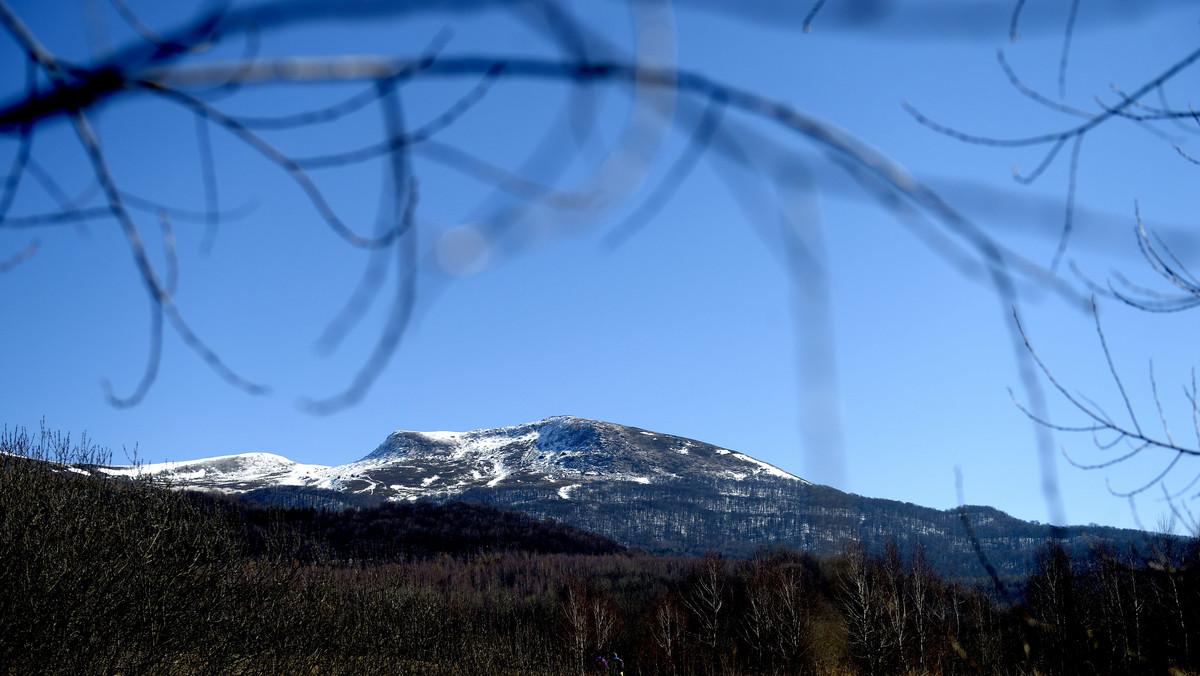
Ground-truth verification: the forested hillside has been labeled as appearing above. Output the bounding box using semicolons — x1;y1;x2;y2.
220;462;1155;579
452;476;1152;578
4;425;1199;675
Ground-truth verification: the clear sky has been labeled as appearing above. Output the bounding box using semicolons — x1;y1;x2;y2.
2;0;1198;533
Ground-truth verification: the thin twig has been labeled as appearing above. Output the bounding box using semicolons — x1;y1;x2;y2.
602;93;726;251
998;50;1094;121
414;139;598;209
1009;0;1028;42
1049;135;1082;272
101;295;163;408
0;122;31;221
1094;302;1143;437
0;239;37;272
194;111;219;255
69;105;269;398
301;80;417;415
107;0;166;47
1057;0;1081;99
802;0;830;32
903;43;1200;149
140;81;403;250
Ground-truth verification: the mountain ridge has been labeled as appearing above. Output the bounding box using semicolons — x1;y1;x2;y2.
100;415;805;500
96;415;1155;576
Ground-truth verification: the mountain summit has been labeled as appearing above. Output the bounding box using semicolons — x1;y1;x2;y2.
102;416;803;502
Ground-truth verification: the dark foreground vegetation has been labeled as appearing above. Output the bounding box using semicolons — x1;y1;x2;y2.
3;424;1199;675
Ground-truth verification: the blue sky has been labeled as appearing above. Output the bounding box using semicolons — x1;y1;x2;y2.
2;0;1198;533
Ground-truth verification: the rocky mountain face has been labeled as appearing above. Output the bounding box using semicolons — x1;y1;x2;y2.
101;416;802;501
98;416;1151;577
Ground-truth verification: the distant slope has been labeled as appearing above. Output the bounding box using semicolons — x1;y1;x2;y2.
453;476;1150;577
97;416;1156;576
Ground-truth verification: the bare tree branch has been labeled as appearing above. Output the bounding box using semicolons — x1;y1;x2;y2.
194;111;219;254
1009;0;1028;42
0;238;36;272
69;102;269;398
602;93;726;251
1015;305;1200;500
300;80;417;415
1057;0;1081;98
803;0;830;33
0;0;1089;424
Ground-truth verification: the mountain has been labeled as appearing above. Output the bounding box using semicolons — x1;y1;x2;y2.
100;415;802;502
97;416;1155;576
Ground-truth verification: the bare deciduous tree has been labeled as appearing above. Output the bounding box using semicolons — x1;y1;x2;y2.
906;0;1200;515
836;540;892;676
682;553;727;674
648;591;687;676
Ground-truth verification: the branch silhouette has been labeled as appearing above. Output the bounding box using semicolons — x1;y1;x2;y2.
0;0;1080;418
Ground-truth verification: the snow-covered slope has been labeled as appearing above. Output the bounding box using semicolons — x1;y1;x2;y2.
85;416;1146;575
99;416;806;500
99;452;333;491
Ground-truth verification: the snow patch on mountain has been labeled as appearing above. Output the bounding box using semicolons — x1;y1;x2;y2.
486;460;508;487
99;452;332;489
732;453;804;481
99;416;808;501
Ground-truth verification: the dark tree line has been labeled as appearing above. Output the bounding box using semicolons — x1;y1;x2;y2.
232;496;629;562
